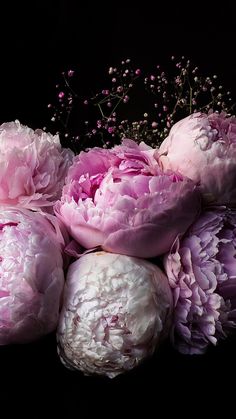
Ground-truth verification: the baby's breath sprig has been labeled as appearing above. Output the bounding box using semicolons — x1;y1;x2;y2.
47;69;77;134
81;58;141;148
142;56;235;144
46;57;235;151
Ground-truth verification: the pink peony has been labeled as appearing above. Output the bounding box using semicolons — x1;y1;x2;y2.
0;120;74;210
164;208;236;354
57;251;173;378
159;112;236;205
0;207;65;344
55;139;200;258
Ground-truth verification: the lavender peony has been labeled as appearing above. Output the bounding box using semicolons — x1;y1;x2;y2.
159;112;236;205
55;139;200;258
57;251;173;378
164;208;236;354
0;120;74;210
0;207;65;344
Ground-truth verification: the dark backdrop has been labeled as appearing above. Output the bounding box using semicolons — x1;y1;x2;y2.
0;2;236;416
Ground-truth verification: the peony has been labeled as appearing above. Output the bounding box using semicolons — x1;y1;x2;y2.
159;112;236;205
164;208;236;354
57;251;173;378
55;139;200;258
0;207;65;344
0;120;74;210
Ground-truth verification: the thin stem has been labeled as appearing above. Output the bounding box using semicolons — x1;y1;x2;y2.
189;87;193;114
62;74;78;97
97;103;105;119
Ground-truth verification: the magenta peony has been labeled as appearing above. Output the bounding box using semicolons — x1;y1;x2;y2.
0;120;74;210
164;208;236;354
159;112;236;205
55;139;200;258
0;207;65;344
57;251;173;378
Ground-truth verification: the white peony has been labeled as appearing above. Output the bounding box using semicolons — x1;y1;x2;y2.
57;251;173;378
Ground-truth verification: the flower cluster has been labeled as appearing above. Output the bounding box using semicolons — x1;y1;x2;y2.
1;58;236;379
0;121;71;344
47;57;235;150
161;111;236;353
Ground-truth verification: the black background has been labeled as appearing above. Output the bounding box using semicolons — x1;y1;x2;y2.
0;2;236;416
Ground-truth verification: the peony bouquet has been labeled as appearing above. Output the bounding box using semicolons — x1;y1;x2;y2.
1;57;236;378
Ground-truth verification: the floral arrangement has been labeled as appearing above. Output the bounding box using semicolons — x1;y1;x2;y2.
1;57;236;378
